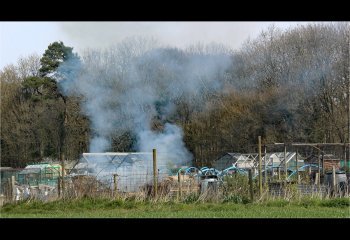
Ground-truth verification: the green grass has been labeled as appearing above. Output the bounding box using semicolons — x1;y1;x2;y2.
1;197;349;218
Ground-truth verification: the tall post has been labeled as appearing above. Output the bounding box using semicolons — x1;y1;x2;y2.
318;148;321;185
248;169;254;202
295;148;298;182
113;174;118;197
344;143;347;171
322;152;325;175
61;160;65;197
178;171;182;200
264;145;267;185
308;164;312;183
278;167;281;181
258;136;262;196
332;166;336;193
284;144;287;180
153;149;158;198
11;176;15;202
348;46;350;175
7;178;11;201
57;176;61;197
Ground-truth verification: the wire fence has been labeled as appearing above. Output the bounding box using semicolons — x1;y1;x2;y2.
1;168;349;206
1;151;349;206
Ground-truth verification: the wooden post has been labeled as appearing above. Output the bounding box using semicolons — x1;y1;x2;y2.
348;69;350;176
153;149;158;198
322;152;325;175
113;174;118;196
11;176;15;201
278;167;281;181
315;173;319;186
178;171;182;200
57;176;61;197
7;178;11;201
332;166;336;195
61;161;65;198
264;145;267;185
318;148;321;184
284;144;288;180
258;136;262;196
297;174;301;184
295;148;298;182
344;143;346;172
248;169;254;202
308;164;312;183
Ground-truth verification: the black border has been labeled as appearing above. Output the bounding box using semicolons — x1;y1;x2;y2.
2;2;349;21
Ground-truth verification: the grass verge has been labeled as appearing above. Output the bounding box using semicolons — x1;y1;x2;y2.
1;197;349;218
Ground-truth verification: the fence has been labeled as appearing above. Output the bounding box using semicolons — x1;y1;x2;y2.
1;150;349;205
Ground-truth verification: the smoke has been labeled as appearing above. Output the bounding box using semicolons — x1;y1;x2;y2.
58;37;232;167
89;137;110;153
137;124;189;163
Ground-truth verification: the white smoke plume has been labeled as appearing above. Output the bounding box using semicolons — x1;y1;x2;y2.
58;37;232;167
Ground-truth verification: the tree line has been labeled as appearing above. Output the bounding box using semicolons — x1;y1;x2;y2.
1;23;349;167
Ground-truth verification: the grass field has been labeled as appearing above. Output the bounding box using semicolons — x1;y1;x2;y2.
1;197;349;218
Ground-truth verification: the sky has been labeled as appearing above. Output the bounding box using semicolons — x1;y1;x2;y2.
0;22;315;69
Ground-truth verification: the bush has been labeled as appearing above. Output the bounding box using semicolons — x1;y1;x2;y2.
319;198;350;208
299;199;318;208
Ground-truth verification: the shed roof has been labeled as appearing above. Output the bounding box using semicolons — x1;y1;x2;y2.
19;168;41;175
18;163;60;175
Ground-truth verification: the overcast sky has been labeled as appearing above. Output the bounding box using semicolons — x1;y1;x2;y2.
0;22;316;69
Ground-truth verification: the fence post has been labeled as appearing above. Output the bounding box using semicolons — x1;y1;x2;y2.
322;152;325;175
264;145;267;185
318;148;321;184
332;166;336;196
11;176;15;202
315;173;319;186
344;143;347;175
284;143;288;180
7;178;11;202
62;161;65;197
248;169;254;202
258;136;262;196
113;174;118;197
153;149;158;198
178;171;182;200
278;167;281;181
295;148;298;183
57;176;61;198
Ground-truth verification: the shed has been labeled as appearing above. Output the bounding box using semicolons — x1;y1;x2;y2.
213;152;305;171
213;153;255;170
263;152;304;171
17;163;62;186
322;154;341;171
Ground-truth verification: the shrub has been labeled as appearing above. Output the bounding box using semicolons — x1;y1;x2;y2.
319;198;350;208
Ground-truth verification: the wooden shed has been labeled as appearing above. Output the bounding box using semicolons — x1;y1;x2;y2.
322;154;341;171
